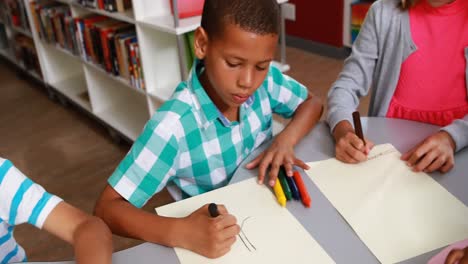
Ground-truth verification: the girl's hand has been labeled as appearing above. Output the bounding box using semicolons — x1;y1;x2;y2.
333;121;374;163
246;133;309;187
401;131;456;173
445;246;468;264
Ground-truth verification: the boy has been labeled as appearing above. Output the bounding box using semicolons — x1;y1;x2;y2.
0;158;112;263
95;0;322;259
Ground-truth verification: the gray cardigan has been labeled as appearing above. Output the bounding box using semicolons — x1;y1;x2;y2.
327;0;468;152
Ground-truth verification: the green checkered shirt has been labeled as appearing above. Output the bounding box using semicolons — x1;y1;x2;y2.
109;60;308;207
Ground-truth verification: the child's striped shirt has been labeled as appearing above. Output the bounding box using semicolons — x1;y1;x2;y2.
0;158;62;264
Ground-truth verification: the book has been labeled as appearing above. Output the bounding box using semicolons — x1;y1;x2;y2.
116;0;131;12
115;32;135;80
171;0;205;19
81;15;107;60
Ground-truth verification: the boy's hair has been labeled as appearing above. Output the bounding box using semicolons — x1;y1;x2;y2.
201;0;280;39
399;0;419;10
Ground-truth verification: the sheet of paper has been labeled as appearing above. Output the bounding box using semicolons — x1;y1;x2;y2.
305;144;468;264
156;178;335;264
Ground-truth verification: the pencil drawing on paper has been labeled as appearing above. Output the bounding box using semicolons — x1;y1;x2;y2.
238;216;256;252
367;149;397;161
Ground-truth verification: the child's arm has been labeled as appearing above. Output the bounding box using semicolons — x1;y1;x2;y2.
0;159;113;263
42;202;113;264
402;115;468;174
401;131;456;174
445;246;468;264
247;93;323;186
94;185;240;259
332;120;375;164
327;2;381;164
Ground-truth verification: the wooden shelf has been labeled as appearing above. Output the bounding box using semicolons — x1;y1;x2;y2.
55;0;71;4
41;39;144;95
71;2;135;24
11;25;33;38
0;48;14;63
138;15;200;35
27;69;42;81
43;41;80;61
83;60;145;95
95;100;148;141
51;75;92;111
0;48;42;81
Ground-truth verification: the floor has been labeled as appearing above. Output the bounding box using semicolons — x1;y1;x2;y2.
0;46;369;261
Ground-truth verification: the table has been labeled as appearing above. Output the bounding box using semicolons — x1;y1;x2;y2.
231;117;468;264
27;118;468;263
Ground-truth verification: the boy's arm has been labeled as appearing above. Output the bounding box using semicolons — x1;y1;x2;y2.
277;94;323;147
94;185;180;246
94;185;240;259
42;201;113;264
247;94;323;186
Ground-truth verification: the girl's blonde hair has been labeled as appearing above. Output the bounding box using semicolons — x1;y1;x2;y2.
400;0;419;10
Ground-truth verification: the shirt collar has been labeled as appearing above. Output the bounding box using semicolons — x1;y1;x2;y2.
188;59;256;127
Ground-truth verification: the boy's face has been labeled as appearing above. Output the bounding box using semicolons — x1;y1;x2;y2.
195;23;279;111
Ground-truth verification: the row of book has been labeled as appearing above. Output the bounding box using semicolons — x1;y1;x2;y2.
3;0;31;33
75;0;204;18
0;21;41;77
30;1;145;90
74;0;132;13
14;34;42;77
0;25;8;50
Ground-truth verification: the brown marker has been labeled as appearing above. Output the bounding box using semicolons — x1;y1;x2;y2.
352;111;366;146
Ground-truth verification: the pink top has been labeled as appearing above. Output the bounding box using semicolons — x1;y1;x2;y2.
386;0;468;126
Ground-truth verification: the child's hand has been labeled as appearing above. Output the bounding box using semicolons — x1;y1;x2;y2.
401;131;456;173
333;121;374;164
445;246;468;264
246;134;309;187
178;204;240;259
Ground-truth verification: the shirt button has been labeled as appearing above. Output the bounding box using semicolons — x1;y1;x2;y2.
244;148;249;155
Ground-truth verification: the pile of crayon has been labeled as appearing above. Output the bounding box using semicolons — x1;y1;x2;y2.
273;167;311;208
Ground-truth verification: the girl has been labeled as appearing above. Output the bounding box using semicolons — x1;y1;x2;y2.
327;0;468;173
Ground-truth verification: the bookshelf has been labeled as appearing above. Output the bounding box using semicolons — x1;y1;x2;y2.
0;0;291;143
0;0;42;81
10;24;33;38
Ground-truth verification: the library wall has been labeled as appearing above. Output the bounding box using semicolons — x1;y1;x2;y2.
286;0;344;47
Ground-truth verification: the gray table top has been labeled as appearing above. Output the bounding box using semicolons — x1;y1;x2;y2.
27;117;467;264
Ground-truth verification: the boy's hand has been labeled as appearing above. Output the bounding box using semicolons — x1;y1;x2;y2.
177;204;240;259
246;133;309;187
445;246;468;264
333;121;374;163
401;131;455;173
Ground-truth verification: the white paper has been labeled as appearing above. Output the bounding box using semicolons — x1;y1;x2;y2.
156;178;335;264
306;144;468;264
